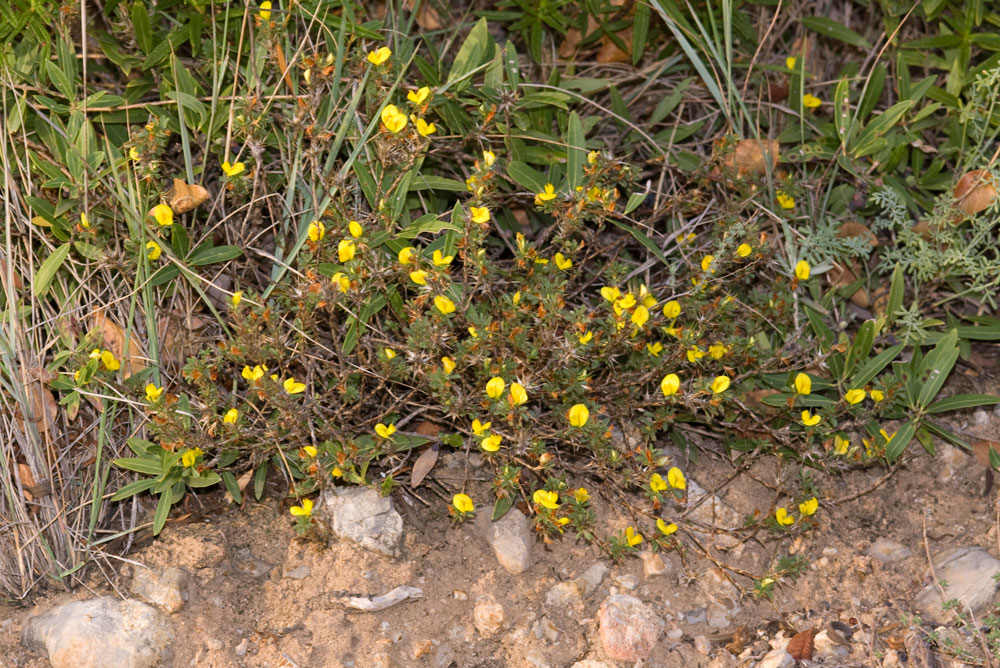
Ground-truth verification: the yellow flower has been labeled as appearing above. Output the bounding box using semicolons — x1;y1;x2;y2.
662;300;681;319
650;473;667;492
686;346;704;363
331;467;343;478
432;249;453;266
578;330;593;344
486;376;505;399
145;383;163;401
676;232;696;245
667;466;686;490
795;259;811;280
284;377;306;394
331;272;350;293
258;1;271;20
434;295;456;314
302;445;318;458
631;305;649;328
482;150;496;167
290;497;314;517
181;447;203;468
615;293;636;311
338;239;356;263
801;410;822;426
657;518;678;536
470;206;491;224
880;428;895;443
533;489;559;510
799;497;819;516
232;291;242;306
150;204;173;227
442;356;456;374
567;403;589;427
407;86;431;105
80;212;90;229
303;68;311;85
468;326;479;338
242;365;266;382
794;373;811;395
384;348;397;360
786;56;797;70
708;343;727;360
512;290;521;306
101;350;121;372
660;373;680;397
638;284;656;308
625;526;643;547
574;488;590;503
553;252;572;270
375;423;396;439
711;375;730;394
307;220;326;242
223;408;238;424
481;435;502;452
509;382;528;406
845;388;866;405
871;389;885;402
472;419;491;436
222;160;246;176
833;434;850;455
409;270;428;285
129;146;140;161
380;104;407;133
802;94;822;109
776;191;796;209
587;150;599;164
647;342;663;357
775;507;794;525
145;240;161;260
534;183;557;205
367;46;392;66
398;246;416;264
413;116;436;137
701;255;715;272
452;493;474;514
736;243;752;257
348;220;363;238
89;348;103;359
600;286;620;302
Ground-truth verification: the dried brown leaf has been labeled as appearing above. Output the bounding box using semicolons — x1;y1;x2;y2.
972;440;1000;468
167;178;210;214
224;469;254;505
92;310;146;379
721;139;780;181
787;627;815;661
404;0;443;30
954;169;997;216
837;221;878;247
410;444;439;488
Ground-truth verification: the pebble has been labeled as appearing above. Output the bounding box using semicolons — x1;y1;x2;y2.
235;638;250;656
22;597;174;668
615;574;639;590
813;630;849;661
319;486;404;557
520;648;551;668
435;643;456;668
914;546;1000;620
545;562;607;608
577;563;608;595
411;639;433;659
282;564;311;580
756;649;794;668
597;594;663;661
570;662;613;668
684;607;706;624
868;537;912;563
666;628;684;641
693;635;711;655
481;508;533;574
639;551;668;577
452;590;468;601
473;596;505;638
130;565;190;614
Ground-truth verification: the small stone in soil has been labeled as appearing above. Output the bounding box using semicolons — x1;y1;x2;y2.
867;537;912;563
597;594;663;661
756;649;794;668
480;508;533;574
914;546;1000;620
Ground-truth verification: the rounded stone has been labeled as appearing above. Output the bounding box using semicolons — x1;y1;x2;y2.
597;594;663;661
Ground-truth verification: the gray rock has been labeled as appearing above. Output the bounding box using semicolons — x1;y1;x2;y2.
684;607;706;624
868;538;912;563
282;564;311;580
615;574;639;590
813;630;849;661
756;649;794;668
473;596;505;638
577;562;608;595
597;594;663;661
521;648;551;668
639;550;668;577
22;597;174;668
693;635;711;655
482;509;533;574
914;546;1000;620
545;581;583;608
130;565;190;614
320;486;404;557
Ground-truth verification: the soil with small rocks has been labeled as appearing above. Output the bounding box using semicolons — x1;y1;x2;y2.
4;366;1000;668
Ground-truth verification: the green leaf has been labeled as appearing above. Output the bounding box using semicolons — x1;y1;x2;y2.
624;191;647;215
917;330;959;408
45;61;75;99
850;343;905;388
396;215;461;238
802;16;871;49
446;18;491;90
608;219;668;267
185;471;221;488
926;394;1000;414
804;305;834;349
887;264;904;322
113;457;164;475
408;175;468;192
131;1;153;54
886;420;917;463
492;495;514;521
506;160;548;193
109;478;158;502
187;245;243;266
851;100;914;158
221;471;242;504
566;111;586;193
631;0;651;65
843;320;875;380
253;461;269;501
33;243;72;298
152;490;172;535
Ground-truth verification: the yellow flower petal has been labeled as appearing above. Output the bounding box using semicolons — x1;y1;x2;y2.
469;206;490;224
509;382;528;406
223;408;239;424
283;377;306;394
660;373;680;397
845;388;866;405
222;160;246;176
802;94;822;109
407;86;431;105
486;377;505;399
795;259;811;280
776;192;796;210
367;46;391;66
307;220;326;242
533;489;559;510
775;507;794;525
567;403;589;427
433;295;456;314
801;410;821;426
794;373;811;395
736;243;752;258
662;300;681;319
398;246;416;264
667;466;686;490
481;434;502;452
710;375;730;394
145;241;161;260
656;518;678;536
799;497;819;516
338;239;357;263
452;493;474;513
150;204;173;227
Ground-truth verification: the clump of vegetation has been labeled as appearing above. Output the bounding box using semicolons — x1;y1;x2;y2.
3;1;1000;627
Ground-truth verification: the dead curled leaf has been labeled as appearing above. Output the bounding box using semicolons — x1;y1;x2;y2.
92;310;146;379
953;169;997;217
403;0;442;30
167;178;210;214
720;139;780;181
410;444;439;488
786;627;815;661
972;439;1000;468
